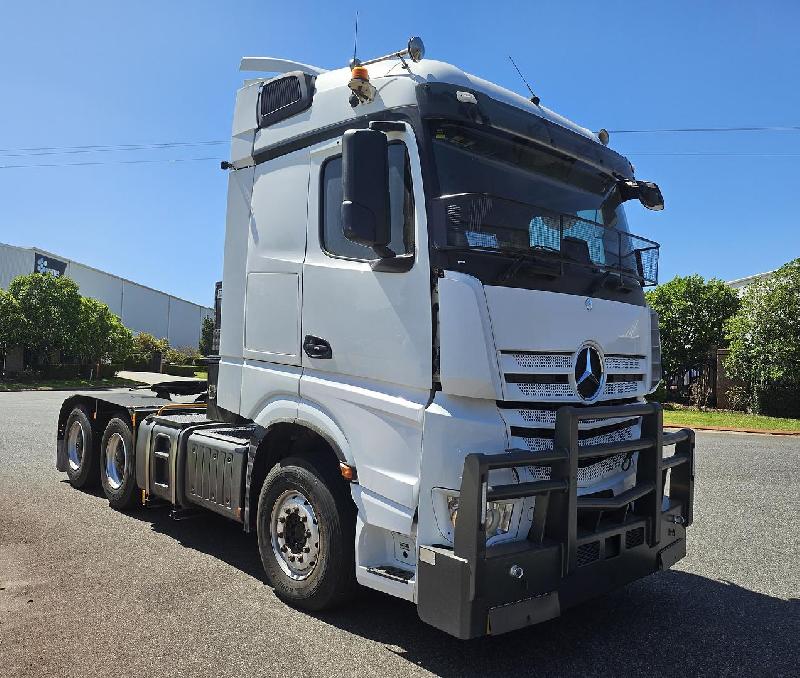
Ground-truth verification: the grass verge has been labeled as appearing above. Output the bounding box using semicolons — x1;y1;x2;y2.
662;403;800;433
0;377;144;392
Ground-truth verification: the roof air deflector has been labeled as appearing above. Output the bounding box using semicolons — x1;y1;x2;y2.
240;57;327;76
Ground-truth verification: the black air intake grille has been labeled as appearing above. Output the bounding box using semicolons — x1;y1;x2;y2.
576;541;600;567
625;526;645;549
260;77;302;118
257;72;315;129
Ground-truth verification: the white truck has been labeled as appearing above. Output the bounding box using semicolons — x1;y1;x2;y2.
55;38;695;639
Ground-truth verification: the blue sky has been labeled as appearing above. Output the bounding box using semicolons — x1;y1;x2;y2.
1;1;798;306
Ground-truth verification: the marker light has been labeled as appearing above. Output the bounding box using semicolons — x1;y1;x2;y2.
351;65;370;82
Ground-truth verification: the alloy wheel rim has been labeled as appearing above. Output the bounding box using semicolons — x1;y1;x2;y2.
104;432;126;490
269;489;321;580
67;421;84;471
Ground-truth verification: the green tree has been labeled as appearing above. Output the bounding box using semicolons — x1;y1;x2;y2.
725;259;800;409
0;289;25;353
76;297;134;365
199;315;215;355
645;274;740;391
6;273;82;364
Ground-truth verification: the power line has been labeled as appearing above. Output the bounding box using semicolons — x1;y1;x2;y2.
0;156;222;170
627;152;800;157
0;140;228;158
610;125;800;134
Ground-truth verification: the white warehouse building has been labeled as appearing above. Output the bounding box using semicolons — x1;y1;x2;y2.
0;242;213;348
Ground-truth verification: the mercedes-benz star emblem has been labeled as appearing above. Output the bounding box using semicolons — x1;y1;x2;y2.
574;345;604;400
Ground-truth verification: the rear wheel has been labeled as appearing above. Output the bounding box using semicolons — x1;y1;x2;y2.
100;417;140;510
65;405;97;489
257;454;356;611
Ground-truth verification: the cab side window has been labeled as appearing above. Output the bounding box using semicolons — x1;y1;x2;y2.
321;143;414;260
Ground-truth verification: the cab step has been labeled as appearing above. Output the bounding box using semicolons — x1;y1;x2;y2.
366;565;414;583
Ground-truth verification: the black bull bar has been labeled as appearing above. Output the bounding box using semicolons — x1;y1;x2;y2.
417;402;695;639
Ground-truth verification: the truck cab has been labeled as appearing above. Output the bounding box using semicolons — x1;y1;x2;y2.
56;40;694;639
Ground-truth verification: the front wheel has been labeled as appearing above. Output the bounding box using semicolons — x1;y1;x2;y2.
100;417;140;510
256;454;356;611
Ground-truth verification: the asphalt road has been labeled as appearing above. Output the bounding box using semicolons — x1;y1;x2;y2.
1;390;798;677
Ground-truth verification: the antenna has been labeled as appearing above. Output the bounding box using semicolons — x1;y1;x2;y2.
350;11;360;67
508;56;540;106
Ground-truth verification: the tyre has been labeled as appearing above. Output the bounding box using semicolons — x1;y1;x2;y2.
100;417;140;510
64;405;98;489
257;454;356;611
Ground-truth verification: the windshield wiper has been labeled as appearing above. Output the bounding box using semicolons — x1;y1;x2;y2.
437;245;562;283
585;269;639;295
496;248;562;284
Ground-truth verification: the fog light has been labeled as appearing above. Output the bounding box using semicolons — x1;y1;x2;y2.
447;496;515;539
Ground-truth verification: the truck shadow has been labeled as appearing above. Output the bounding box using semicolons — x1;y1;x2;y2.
127;504;265;580
322;573;798;677
125;505;798;677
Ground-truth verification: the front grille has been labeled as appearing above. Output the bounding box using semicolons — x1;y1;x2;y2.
500;350;647;402
503;405;641;486
605;355;646;371
604;381;640;396
507;352;572;371
514;382;574;399
577;541;601;567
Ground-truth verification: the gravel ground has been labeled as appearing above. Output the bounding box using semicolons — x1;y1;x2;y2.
1;390;798;677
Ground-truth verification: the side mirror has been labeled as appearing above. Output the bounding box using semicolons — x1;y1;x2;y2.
341;128;392;254
637;181;664;211
618;179;665;211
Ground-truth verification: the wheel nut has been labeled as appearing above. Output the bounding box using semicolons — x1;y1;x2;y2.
303;547;310;553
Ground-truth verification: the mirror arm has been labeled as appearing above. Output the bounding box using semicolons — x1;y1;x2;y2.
617;179;640;203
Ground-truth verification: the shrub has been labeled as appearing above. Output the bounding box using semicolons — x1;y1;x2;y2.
646;275;740;397
688;380;713;409
76;297;133;365
725;384;750;412
725;258;800;413
165;345;201;365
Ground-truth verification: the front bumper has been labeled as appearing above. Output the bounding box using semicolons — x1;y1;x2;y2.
417;402;694;639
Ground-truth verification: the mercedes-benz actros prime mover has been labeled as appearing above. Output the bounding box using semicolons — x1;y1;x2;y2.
55;38;695;639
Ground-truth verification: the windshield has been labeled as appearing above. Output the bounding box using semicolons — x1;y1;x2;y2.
428;122;658;285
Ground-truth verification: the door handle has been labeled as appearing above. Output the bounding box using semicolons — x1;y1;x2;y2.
303;335;332;360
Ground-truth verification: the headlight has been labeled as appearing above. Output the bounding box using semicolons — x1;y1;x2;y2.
446;495;515;539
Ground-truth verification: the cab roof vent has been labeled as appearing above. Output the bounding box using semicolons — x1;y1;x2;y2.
258;71;315;128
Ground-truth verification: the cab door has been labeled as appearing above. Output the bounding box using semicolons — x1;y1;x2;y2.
300;124;432;510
